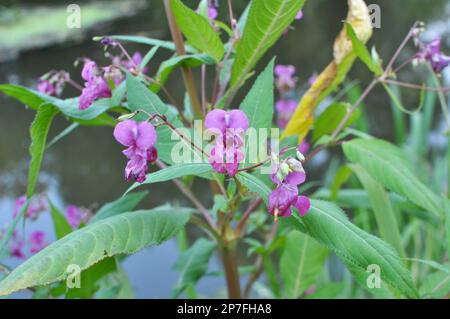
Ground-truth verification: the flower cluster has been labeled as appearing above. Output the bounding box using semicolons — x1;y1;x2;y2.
274;64;298;129
414;38;450;73
37;71;69;97
268;151;310;221
79;59;112;110
114;119;158;183
205;109;249;177
3;195;90;259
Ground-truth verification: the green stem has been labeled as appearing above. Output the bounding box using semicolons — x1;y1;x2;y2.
163;0;202;118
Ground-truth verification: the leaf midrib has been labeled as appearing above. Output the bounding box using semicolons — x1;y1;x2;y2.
234;0;290;87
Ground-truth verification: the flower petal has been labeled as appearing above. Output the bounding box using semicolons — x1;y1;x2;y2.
136;121;157;149
114;120;138;147
295;195;311;216
205;109;227;133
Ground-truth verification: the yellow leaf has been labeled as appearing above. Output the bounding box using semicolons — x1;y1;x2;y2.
282;0;372;141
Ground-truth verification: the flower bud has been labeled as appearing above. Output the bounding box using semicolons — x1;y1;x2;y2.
118;112;137;121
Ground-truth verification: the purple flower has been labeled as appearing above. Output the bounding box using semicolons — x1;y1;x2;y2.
208;7;218;20
114;120;158;183
205;110;249;176
8;231;25;259
415;39;450;73
276;99;297;129
12;195;46;220
268;156;310;220
65;205;90;229
122;52;148;74
295;10;303;20
275;65;297;92
308;72;318;86
29;231;47;254
79;59;112;110
37;79;57;96
298;141;310;155
100;36;119;47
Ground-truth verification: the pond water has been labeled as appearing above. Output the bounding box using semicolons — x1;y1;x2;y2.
0;0;448;298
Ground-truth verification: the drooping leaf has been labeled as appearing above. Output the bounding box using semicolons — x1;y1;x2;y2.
27;104;59;198
49;202;73;239
90;191;149;223
280;230;328;298
125;163;213;195
282;200;419;298
172;238;216;298
283;0;372;141
343;138;446;217
169;0;224;61
230;0;306;91
0;84;119;121
0;208;191;296
350;164;405;258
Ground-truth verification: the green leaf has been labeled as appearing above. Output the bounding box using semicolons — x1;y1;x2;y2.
420;271;450;298
109;35;197;53
27;104;59;198
239;58;274;130
237;172;271;205
282;200;419;298
125;163;213;195
151;54;216;92
280;230;328;298
343;138;445;217
66;257;116;299
0;208;191;296
49;202;73;239
126;73;196;164
139;45;160;72
169;0;224;61
90;191;149;223
0;84;119;121
345;22;383;75
172;238;216;298
312;102;360;142
350;164;405;258
230;0;305;89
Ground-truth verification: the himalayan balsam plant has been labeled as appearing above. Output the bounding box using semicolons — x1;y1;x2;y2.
0;0;449;299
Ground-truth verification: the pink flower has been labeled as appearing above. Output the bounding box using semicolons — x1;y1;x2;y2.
37;79;57;96
205;110;249;176
8;231;25;259
268;156;310;220
122;52;148;74
114;120;158;183
298;141;310;155
12;195;46;220
65;205;90;229
275;65;297;92
295;10;303;20
415;39;450;73
276;99;297;128
29;231;47;254
79;59;112;110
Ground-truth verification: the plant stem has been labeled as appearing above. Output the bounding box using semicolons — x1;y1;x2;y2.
163;0;202;118
221;243;241;299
